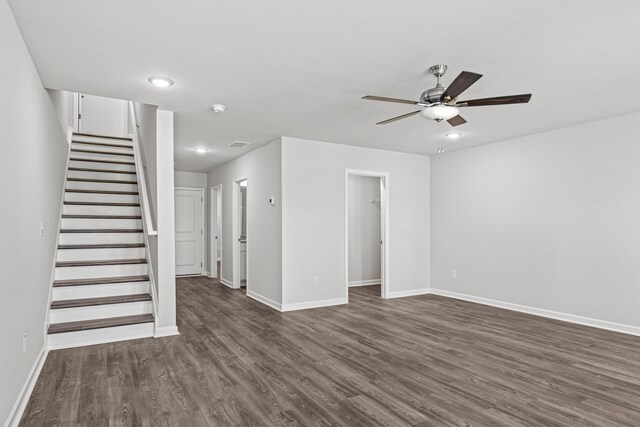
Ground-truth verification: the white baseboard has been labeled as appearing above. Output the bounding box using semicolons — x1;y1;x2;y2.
282;297;347;312
430;288;640;337
247;291;282;311
387;288;430;299
5;345;48;427
155;325;180;338
220;278;233;288
204;271;211;277
348;279;381;287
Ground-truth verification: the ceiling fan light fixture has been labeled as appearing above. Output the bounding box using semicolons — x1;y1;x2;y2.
420;104;459;121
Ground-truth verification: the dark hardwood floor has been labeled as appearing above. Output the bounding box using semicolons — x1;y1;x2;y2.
20;277;640;426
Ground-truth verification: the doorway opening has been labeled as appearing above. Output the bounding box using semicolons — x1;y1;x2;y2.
210;184;222;279
233;178;248;291
345;169;389;301
175;187;205;276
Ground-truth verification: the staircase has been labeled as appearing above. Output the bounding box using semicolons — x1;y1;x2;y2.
47;132;155;349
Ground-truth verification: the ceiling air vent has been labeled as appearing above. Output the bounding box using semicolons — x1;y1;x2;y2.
228;140;250;148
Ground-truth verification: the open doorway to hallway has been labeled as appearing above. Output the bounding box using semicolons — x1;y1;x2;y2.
210;184;222;279
345;169;389;301
233;178;248;291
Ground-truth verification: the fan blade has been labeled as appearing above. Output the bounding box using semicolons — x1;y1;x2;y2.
376;110;421;125
363;95;418;105
458;94;531;107
441;71;483;101
447;115;467;127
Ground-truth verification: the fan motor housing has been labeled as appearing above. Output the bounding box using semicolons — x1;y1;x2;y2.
421;85;445;104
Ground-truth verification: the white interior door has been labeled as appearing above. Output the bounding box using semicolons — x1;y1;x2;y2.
79;94;129;137
175;188;204;276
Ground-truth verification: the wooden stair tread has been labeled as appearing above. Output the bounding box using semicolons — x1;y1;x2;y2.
67;178;138;184
59;228;143;233
70;157;135;166
64;201;140;207
51;293;151;309
53;275;149;287
62;215;142;219
56;258;147;267
73;132;132;141
58;243;145;249
70;148;134;157
48;313;154;334
68;167;136;175
72;140;133;149
66;189;139;195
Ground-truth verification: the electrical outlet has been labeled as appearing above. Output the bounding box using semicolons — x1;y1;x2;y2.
451;270;457;279
40;222;44;237
22;333;27;353
313;275;320;285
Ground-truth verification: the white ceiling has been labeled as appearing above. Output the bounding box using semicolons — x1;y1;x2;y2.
8;0;640;172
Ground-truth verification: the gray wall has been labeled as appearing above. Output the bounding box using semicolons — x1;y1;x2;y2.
207;139;282;304
348;175;381;284
282;137;430;306
0;2;69;423
175;171;207;189
430;112;640;328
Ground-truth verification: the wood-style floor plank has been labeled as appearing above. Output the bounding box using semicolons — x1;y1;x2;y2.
20;277;640;426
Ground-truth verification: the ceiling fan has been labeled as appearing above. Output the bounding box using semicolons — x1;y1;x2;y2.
363;64;531;127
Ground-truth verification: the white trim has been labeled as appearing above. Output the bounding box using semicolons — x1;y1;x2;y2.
174;186;206;276
4;346;48;427
387;288;430;299
204;271;212;278
220;277;234;288
154;325;180;338
282;297;347;312
430;288;640;337
345;169;390;301
247;290;282;311
348;279;381;287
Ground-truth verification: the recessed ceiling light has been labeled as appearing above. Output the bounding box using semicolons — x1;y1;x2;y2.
446;132;462;140
194;147;208;153
211;104;226;113
148;76;173;88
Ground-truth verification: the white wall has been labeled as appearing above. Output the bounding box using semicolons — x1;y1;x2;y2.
175;171;207;188
47;89;74;134
281;137;430;308
0;2;69;424
430;112;640;330
207;139;282;306
154;110;178;336
348;175;381;285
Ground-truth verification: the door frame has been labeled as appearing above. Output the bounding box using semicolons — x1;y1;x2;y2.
232;177;248;290
209;184;222;278
174;186;205;276
344;169;390;301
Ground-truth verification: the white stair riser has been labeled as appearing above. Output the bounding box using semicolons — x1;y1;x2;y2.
71;143;133;155
65;192;139;204
66;181;138;192
69;160;136;173
49;301;152;323
57;247;146;262
70;151;135;163
72;135;133;146
55;263;148;280
67;170;137;181
59;232;143;245
47;322;154;350
63;204;141;216
53;281;150;300
61;218;142;229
